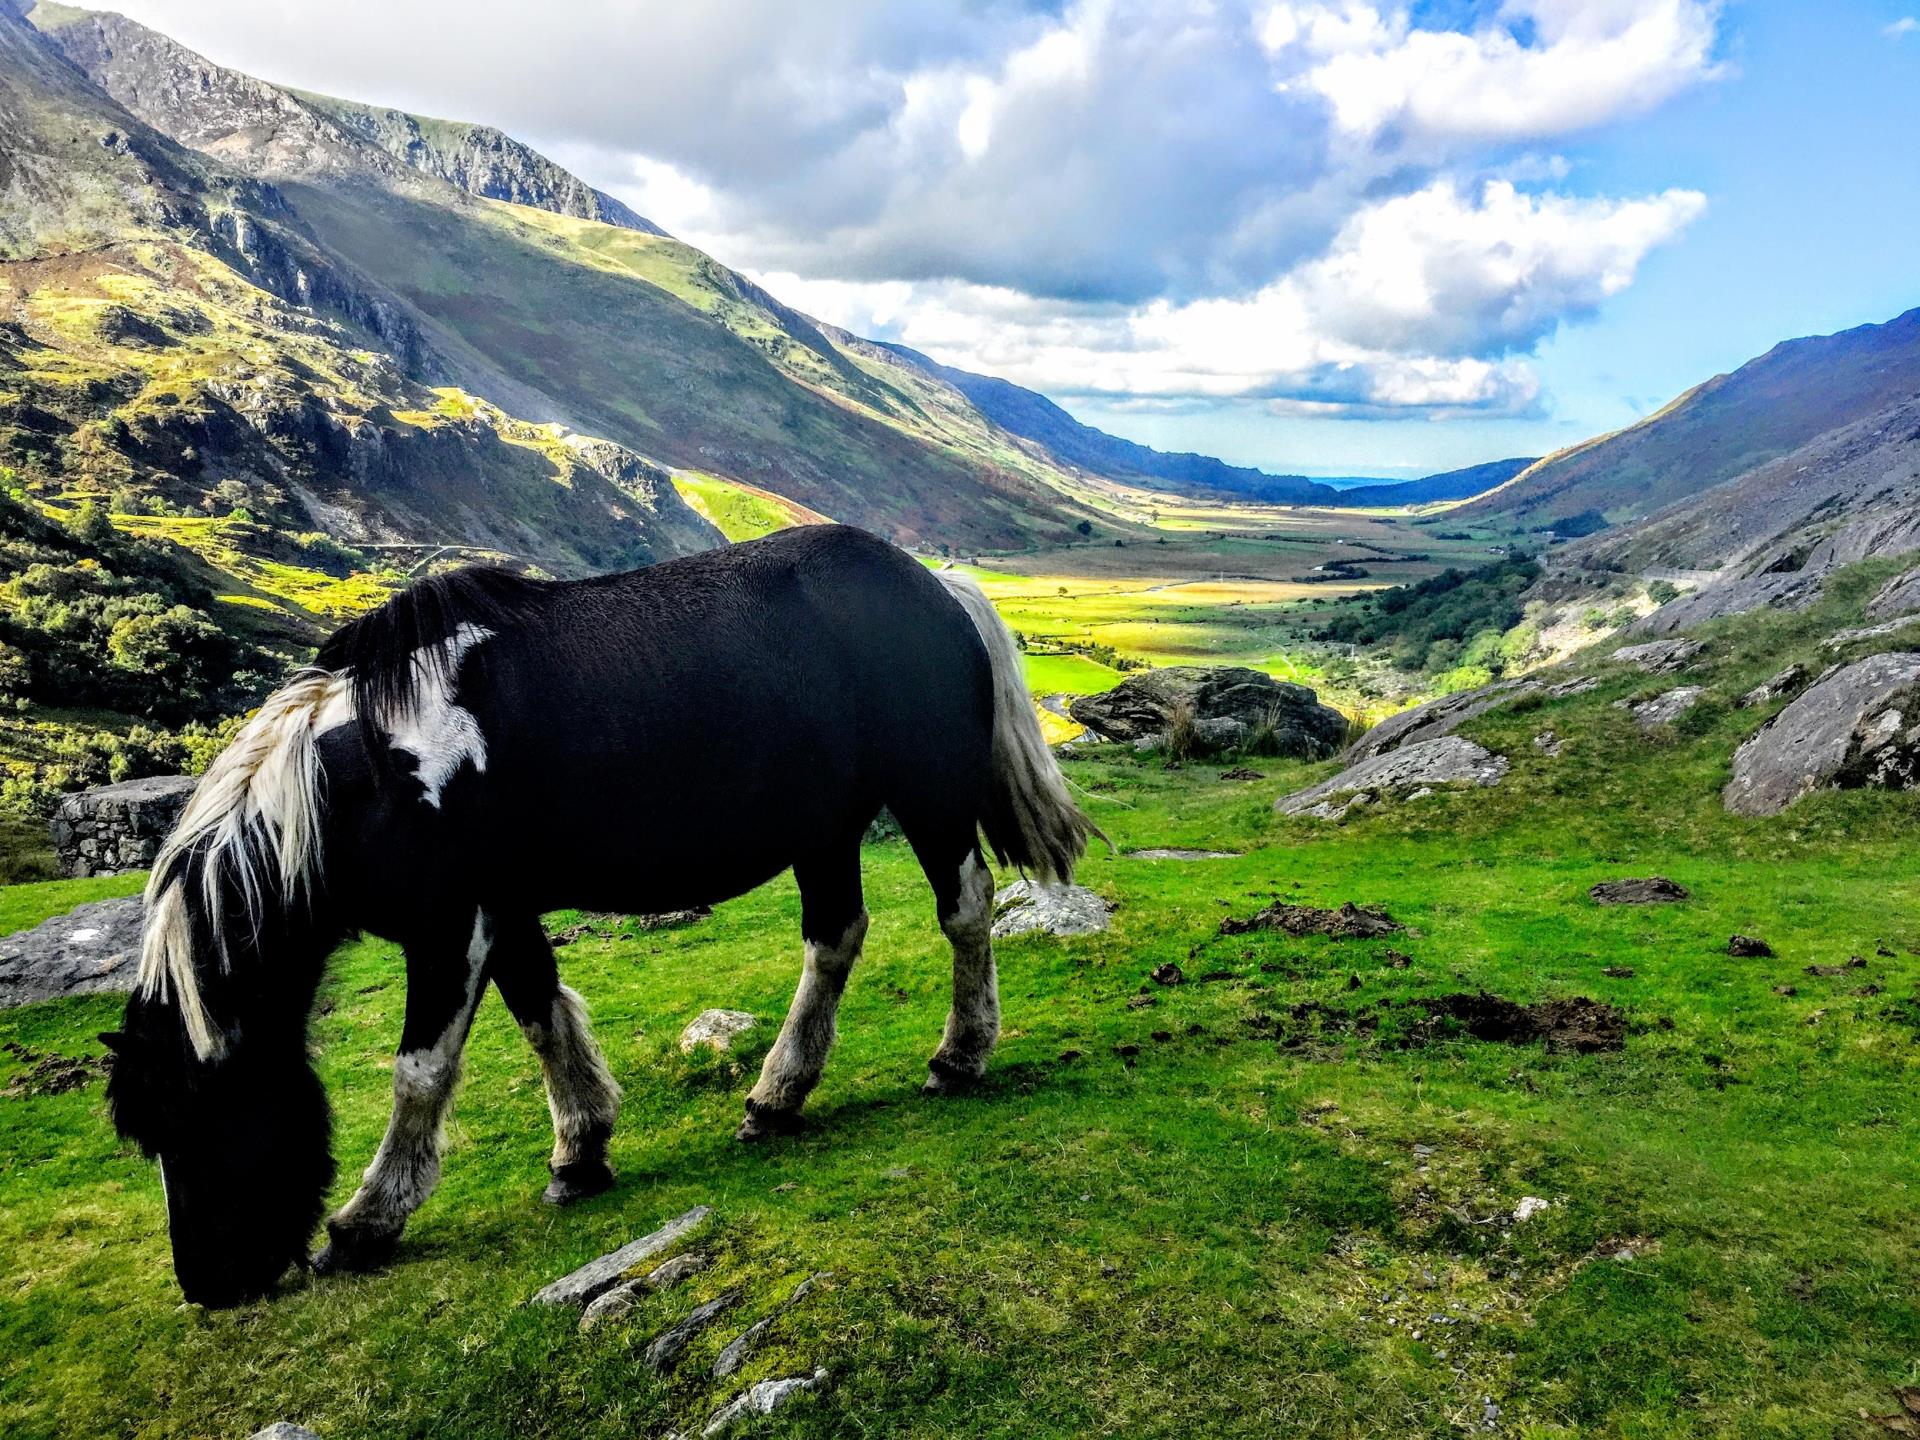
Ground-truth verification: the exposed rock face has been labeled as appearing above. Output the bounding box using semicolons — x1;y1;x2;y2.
645;1290;739;1373
1724;652;1920;816
702;1370;827;1436
1629;574;1826;638
49;774;195;877
531;1205;713;1306
680;1010;759;1055
1619;686;1704;729
1867;567;1920;622
1068;667;1345;756
1739;664;1810;709
1612;638;1704;675
296;93;666;234
0;895;144;1007
1345;678;1536;762
992;880;1112;938
1277;736;1509;819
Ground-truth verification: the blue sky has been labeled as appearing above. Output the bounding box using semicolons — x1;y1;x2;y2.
99;1;1920;478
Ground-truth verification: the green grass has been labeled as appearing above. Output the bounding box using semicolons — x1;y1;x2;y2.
671;473;826;543
4;577;1919;1437
1019;651;1121;696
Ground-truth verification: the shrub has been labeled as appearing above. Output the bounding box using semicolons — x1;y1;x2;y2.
1647;580;1680;605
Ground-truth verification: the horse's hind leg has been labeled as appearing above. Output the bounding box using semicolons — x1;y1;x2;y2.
738;841;868;1141
316;908;493;1273
923;846;999;1094
491;915;621;1205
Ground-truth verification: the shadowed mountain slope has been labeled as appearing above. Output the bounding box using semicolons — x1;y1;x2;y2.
1461;308;1920;528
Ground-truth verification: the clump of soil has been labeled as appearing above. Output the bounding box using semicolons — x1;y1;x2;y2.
2;1041;109;1098
1150;962;1186;986
1727;934;1773;957
1219;901;1402;939
1219;766;1265;781
1410;993;1627;1054
1589;877;1690;905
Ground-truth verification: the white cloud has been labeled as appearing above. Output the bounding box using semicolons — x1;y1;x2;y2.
100;0;1723;423
1887;16;1920;38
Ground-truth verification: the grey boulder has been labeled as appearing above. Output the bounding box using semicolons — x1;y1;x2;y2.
1068;667;1344;757
1345;678;1536;762
679;1010;759;1054
702;1370;827;1436
1724;651;1920;816
1867;567;1920;622
992;880;1111;938
0;895;144;1009
1739;663;1811;709
1277;736;1509;820
530;1205;713;1306
1612;638;1705;675
1618;686;1704;728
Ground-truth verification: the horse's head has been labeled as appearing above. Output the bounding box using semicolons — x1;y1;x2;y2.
104;988;334;1308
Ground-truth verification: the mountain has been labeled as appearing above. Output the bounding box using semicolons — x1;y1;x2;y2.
878;343;1336;503
1333;458;1536;508
0;2;720;582
291;90;666;235
1460;308;1920;529
24;3;1104;551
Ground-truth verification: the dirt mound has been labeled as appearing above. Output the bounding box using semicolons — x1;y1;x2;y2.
1412;993;1626;1054
1219;901;1402;939
1589;877;1690;905
2;1041;109;1098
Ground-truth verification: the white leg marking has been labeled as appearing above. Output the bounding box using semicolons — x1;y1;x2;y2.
932;853;999;1081
748;910;869;1114
330;911;491;1240
518;985;621;1170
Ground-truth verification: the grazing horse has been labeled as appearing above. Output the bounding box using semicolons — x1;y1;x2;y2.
101;525;1100;1307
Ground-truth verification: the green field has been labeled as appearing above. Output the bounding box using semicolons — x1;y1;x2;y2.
4;574;1919;1438
1018;651;1123;695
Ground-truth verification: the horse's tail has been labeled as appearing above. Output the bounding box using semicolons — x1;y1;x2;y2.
138;668;352;1061
936;569;1107;885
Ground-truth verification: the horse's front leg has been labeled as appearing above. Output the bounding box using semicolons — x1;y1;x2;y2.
739;846;867;1141
315;908;493;1274
490;915;621;1205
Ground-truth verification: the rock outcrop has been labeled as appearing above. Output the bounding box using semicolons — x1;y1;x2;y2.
0;896;144;1008
1345;678;1536;762
992;881;1112;938
1867;567;1920;622
1629;573;1823;637
1724;652;1920;816
1277;736;1509;819
50;774;195;877
1619;686;1703;728
1739;664;1811;709
1612;639;1704;675
1068;667;1344;756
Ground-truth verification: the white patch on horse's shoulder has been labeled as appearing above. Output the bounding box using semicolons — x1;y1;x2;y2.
387;625;495;808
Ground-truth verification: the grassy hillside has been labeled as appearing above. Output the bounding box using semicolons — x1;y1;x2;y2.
1460;307;1920;529
5;570;1919;1437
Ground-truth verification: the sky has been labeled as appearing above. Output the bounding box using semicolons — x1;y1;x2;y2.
90;1;1920;478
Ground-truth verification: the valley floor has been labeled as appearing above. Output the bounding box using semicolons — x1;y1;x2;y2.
3;591;1918;1437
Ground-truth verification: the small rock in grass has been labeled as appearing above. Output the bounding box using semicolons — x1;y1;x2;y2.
646;1252;711;1288
680;1010;759;1055
645;1290;740;1373
1727;935;1774;958
1130;847;1240;860
993;879;1112;938
712;1273;829;1379
1512;1196;1551;1223
250;1427;322;1440
1126;995;1156;1010
1532;729;1562;756
531;1205;713;1306
702;1369;827;1436
1150;962;1185;986
1589;877;1689;905
1385;950;1413;968
1601;966;1635;979
1805;1009;1828;1025
1772;985;1797;996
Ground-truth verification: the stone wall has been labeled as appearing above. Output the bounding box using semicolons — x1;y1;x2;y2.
49;774;197;877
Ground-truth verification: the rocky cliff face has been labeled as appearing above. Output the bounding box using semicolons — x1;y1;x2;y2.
298;93;665;234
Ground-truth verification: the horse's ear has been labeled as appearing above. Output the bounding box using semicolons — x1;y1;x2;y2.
98;1031;126;1054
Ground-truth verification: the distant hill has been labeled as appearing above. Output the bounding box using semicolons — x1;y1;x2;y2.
1333;458;1536;508
1460;307;1920;528
878;343;1337;504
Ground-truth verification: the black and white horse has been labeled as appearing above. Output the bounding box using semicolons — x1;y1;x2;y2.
102;525;1100;1307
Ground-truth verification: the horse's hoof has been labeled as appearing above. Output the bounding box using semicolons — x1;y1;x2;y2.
311;1226;398;1276
542;1160;615;1206
922;1056;984;1095
736;1099;803;1142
